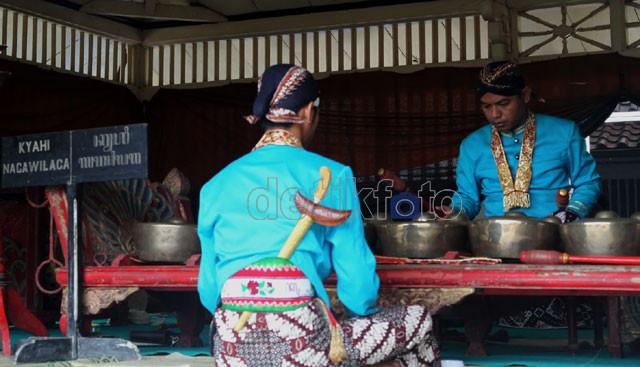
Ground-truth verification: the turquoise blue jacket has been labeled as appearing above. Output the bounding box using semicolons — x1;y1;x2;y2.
451;113;601;219
197;145;379;316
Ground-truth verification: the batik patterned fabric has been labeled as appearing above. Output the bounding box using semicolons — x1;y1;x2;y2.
220;257;314;313
244;64;320;125
477;61;526;97
497;296;595;329
211;301;440;367
620;296;640;343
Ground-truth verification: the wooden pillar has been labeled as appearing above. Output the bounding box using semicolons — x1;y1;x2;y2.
610;0;627;52
129;44;159;102
481;0;511;61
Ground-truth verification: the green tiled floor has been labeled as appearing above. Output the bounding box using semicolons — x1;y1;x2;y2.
441;327;640;367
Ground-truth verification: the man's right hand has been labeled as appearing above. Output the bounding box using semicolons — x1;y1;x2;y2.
553;209;579;224
435;205;463;220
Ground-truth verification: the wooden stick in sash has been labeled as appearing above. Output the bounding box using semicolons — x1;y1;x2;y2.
234;166;351;331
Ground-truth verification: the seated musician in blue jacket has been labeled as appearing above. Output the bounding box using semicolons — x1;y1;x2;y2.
449;60;601;223
441;61;602;351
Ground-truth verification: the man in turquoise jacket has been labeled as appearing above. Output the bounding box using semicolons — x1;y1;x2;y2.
198;64;440;366
450;61;600;222
447;61;602;354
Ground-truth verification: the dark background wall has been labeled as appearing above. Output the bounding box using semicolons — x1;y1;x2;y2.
1;53;640;202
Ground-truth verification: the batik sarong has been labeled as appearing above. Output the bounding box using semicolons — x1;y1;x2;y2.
213;258;440;366
211;301;440;367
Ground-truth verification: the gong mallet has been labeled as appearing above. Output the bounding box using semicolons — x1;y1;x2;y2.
234;166;351;330
521;250;640;265
556;188;569;210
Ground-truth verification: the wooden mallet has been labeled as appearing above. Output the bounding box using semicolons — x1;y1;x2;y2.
521;250;640;265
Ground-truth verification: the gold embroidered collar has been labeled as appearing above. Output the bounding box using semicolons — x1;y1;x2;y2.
491;112;536;212
500;123;526;137
253;129;303;151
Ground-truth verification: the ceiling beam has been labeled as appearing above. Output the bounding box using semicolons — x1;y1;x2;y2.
145;0;157;15
81;0;228;22
195;0;226;13
507;0;604;11
0;0;141;43
143;0;485;45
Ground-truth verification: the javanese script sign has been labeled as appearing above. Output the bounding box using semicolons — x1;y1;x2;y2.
2;123;148;187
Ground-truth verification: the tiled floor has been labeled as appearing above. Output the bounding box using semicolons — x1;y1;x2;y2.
3;320;640;367
0;353;215;367
442;326;640;367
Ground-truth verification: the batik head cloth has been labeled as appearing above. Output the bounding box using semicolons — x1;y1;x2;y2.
245;64;320;125
477;61;526;97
